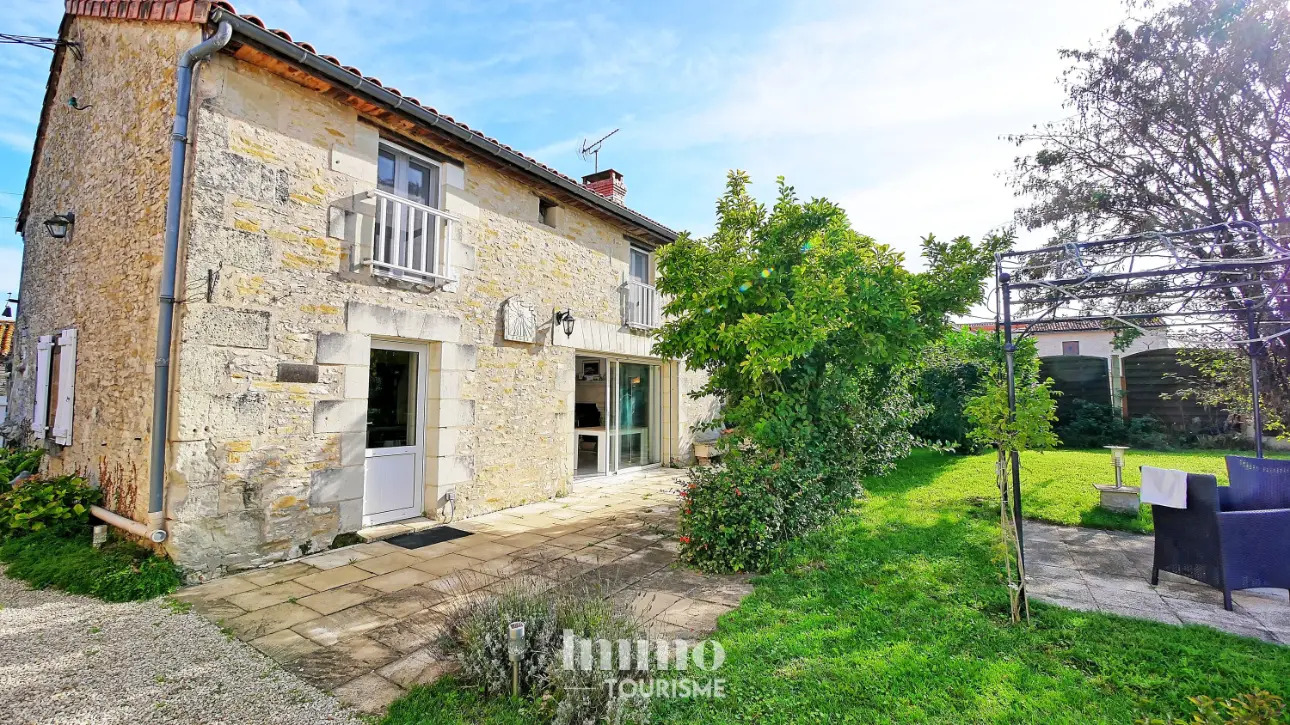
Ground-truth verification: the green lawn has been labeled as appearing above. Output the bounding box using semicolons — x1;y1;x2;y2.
384;449;1290;724
963;448;1285;534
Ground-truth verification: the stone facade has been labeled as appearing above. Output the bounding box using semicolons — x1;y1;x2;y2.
11;18;203;508
15;14;714;576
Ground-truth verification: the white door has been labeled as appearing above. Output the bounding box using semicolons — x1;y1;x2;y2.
364;340;427;526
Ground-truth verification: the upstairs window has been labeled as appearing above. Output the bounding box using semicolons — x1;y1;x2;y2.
629;245;652;285
538;198;558;227
1062;341;1080;356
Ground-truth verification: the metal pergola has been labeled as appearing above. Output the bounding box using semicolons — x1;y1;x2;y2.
994;218;1290;559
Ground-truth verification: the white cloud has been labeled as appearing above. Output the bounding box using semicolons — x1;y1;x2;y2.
624;0;1128;249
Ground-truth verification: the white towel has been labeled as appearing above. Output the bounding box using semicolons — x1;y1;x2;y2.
1140;466;1188;509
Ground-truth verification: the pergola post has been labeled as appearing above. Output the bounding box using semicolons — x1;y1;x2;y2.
999;271;1024;563
1245;300;1265;459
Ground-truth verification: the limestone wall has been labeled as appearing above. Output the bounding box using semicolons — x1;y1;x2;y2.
165;53;692;573
11;18;202;514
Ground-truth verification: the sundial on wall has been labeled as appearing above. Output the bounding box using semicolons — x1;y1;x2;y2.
502;296;537;343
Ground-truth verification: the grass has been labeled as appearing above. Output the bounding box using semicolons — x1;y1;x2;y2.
383;680;537;725
383;449;1290;723
952;448;1288;534
0;526;182;602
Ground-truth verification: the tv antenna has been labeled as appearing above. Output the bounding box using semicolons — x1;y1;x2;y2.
579;128;619;173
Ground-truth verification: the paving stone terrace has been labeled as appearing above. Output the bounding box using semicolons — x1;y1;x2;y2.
1025;522;1290;644
175;468;751;714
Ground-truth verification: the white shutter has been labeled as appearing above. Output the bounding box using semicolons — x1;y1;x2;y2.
51;328;77;446
31;335;53;440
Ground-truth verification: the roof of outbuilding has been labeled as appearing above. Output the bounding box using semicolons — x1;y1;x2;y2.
966;318;1166;334
0;319;13;359
28;1;677;242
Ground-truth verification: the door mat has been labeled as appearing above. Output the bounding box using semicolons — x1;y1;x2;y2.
385;526;473;550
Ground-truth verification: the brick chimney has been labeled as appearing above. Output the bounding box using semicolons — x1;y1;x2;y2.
581;169;626;204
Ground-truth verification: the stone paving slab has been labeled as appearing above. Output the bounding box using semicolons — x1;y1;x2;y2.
181;468;753;715
1025;521;1289;644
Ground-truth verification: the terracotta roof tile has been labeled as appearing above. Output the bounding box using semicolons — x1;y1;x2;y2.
966;318;1165;334
53;1;676;238
0;320;13;359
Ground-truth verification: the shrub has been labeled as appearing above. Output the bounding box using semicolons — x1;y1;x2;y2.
0;474;101;537
0;527;181;601
1055;400;1175;450
444;581;652;725
0;447;42;484
1137;690;1285;724
911;330;1041;452
654;172;1008;573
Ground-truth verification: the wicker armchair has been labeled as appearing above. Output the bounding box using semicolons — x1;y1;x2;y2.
1150;461;1290;611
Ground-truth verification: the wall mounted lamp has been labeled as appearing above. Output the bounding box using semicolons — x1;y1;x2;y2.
43;212;75;239
555;309;576;337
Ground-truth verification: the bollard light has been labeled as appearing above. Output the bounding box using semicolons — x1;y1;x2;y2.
507;621;526;697
1105;445;1130;488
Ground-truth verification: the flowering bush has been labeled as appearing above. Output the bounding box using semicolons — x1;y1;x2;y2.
445;579;652;725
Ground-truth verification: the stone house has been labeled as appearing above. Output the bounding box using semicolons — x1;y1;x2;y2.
11;1;715;575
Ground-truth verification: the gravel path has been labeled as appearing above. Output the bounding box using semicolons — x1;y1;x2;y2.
0;570;364;725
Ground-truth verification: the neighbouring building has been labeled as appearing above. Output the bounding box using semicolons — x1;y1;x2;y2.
0;318;12;436
11;1;717;575
966;319;1173;360
965;319;1182;422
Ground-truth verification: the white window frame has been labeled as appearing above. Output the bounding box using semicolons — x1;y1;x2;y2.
378;139;444;209
629;245;653;284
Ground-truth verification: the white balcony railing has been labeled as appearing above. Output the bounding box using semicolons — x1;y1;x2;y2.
622;278;661;329
363;189;458;286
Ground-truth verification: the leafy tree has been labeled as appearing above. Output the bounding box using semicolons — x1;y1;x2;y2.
1010;0;1288;239
660;171;1007;571
1008;0;1290;432
966;367;1060;623
1166;347;1288;439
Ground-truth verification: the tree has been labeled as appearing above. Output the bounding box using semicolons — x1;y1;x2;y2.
966;368;1061;623
1008;0;1290;435
1010;0;1288;238
660;171;1008;571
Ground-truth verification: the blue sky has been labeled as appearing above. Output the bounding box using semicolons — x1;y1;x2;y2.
0;0;1130;312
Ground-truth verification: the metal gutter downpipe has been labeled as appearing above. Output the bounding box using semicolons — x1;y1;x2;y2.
142;21;234;543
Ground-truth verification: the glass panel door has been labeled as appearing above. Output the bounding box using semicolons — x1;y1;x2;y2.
616;361;659;469
367;348;418;449
629;247;651;283
364;342;426;525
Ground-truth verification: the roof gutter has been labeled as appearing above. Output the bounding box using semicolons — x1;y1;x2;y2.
207;7;675;244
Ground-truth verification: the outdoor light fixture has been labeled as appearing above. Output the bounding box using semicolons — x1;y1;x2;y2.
1106;445;1130;488
1092;445;1140;513
555;309;576;337
507;621;527;697
2;296;15;319
43;212;75;239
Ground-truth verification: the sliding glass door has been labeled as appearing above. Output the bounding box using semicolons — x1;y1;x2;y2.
574;356;661;477
604;359;660;474
617;362;655;468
